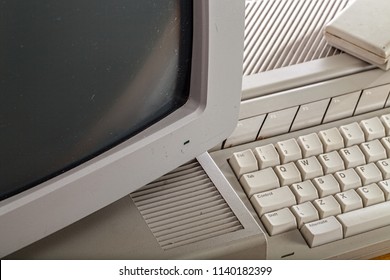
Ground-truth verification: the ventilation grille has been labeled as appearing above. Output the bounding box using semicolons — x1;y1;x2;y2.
243;0;350;75
130;160;243;250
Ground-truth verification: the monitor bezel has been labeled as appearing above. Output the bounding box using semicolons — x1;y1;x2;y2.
0;0;244;257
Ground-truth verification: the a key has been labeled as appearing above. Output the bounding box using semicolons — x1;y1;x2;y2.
250;186;296;216
334;189;363;213
360;117;386;141
301;216;343;247
229;149;258;178
291;202;319;228
274;162;302;186
378;179;390;200
253;144;280;169
360;139;387;163
261;208;297;235
312;174;340;197
380;114;390;135
339;145;366;169
376;159;390;179
355;163;383;185
337;201;390;237
339;122;365;147
356;183;385;207
275;138;302;164
296;157;324;180
318;151;345;173
240;168;280;197
318;127;344;152
334;169;362;191
290;181;319;204
297;133;324;157
313;196;341;219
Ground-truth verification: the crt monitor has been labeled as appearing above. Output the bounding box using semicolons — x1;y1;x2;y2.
0;0;244;257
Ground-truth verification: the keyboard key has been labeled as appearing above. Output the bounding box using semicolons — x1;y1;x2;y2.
356;183;385;207
230;149;258;178
339;122;365;147
339;145;366;169
318;151;345;173
334;169;362;191
297;133;324;157
290;181;319;204
318;127;344;152
313;196;341;219
250;186;296;216
275;138;302;164
291;202;319;228
360;117;386;141
378;179;390;200
240;168;280;197
312;174;340;197
380;114;390;135
296;157;324;180
334;189;363;213
274;162;302;186
381;137;390;154
253;144;280;169
376;159;390;179
337;201;390;237
301;216;343;247
261;208;297;235
355;163;383;185
360;139;387;163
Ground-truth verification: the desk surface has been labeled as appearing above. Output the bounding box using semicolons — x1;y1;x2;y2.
373;253;390;260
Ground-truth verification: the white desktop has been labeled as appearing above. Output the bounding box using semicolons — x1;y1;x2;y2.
3;0;390;260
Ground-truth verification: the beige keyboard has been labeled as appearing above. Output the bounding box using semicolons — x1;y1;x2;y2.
229;114;390;248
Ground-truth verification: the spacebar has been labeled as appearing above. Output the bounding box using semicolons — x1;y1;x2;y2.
337;201;390;238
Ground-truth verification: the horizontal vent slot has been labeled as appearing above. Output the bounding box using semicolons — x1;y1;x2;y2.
130;160;243;250
243;0;350;75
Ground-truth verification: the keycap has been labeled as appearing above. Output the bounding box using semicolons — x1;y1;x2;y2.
296;157;324;180
261;208;297;235
376;159;390;179
313;196;341;219
290;181;319;204
355;163;383;185
339;145;366;169
360;117;386;141
312;174;340;197
355;85;390;115
337;201;390;237
275;138;302;164
318;127;344;152
334;169;362;191
253;144;280;169
360;139;387;163
229;149;258;178
291;202;319;228
381;137;390;155
356;183;385;207
301;216;343;247
250;186;296;216
378;179;390;200
318;151;345;173
339;122;365;147
334;189;363;213
274;162;302;186
240;168;280;197
380;114;390;134
297;133;324;157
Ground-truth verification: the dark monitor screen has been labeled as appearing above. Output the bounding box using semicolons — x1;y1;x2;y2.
0;0;193;200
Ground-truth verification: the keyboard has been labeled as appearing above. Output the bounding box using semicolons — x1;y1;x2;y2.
208;104;390;258
229;114;390;248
